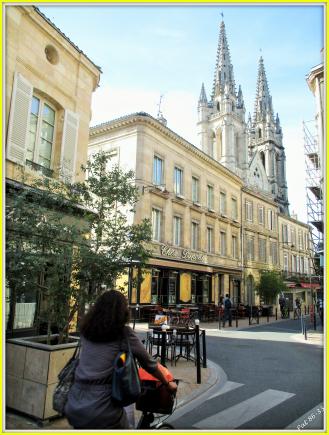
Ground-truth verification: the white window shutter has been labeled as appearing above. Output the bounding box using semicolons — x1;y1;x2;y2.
60;110;79;183
6;72;33;165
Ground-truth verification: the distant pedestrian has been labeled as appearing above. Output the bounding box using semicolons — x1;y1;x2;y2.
279;294;286;318
294;297;301;319
318;298;323;326
223;294;232;327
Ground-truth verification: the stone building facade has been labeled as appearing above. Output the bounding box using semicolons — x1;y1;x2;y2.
5;6;101;334
89;113;244;306
278;214;314;307
6;6;101;184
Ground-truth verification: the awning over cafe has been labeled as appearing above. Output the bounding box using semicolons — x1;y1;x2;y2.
300;282;320;289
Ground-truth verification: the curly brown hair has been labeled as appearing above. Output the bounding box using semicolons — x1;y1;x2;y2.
80;290;129;342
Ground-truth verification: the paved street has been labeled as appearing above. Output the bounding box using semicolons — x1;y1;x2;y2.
169;318;324;430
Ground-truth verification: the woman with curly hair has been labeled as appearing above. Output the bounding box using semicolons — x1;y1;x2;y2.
65;290;177;429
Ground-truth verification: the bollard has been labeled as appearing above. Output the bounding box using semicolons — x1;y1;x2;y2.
275;307;278;320
257;310;259;324
235;313;238;328
160;325;167;367
195;320;201;384
308;306;309;314
218;310;221;330
304;306;307;315
201;330;207;368
249;314;251;325
287;307;290;319
267;311;269;323
313;307;317;331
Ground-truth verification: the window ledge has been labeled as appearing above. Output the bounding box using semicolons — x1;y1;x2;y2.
26;160;54;178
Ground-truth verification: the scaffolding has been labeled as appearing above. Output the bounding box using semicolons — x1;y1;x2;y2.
303;120;323;273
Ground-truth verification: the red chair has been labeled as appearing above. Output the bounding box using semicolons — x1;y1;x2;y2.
180;308;190;320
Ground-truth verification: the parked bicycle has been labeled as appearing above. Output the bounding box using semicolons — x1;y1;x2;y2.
136;366;179;429
170;309;199;328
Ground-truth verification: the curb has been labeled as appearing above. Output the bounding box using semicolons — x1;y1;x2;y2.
291;332;324;346
176;359;221;409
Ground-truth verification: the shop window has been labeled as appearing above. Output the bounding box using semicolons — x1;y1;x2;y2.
6;284;37;331
151;269;160;304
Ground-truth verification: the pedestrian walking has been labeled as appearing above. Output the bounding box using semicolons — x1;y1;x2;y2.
64;290;177;429
279;294;286;318
223;293;232;327
318;298;323;326
294;297;301;319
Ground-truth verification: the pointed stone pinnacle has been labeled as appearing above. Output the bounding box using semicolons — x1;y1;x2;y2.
199;82;208;104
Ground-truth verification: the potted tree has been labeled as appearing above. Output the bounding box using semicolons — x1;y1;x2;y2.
6;151;151;420
255;269;288;316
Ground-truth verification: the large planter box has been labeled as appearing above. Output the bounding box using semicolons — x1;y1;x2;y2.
6;334;79;421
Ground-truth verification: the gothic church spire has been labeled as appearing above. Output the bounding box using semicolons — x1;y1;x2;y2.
212;19;236;100
253;56;274;123
198;82;208;105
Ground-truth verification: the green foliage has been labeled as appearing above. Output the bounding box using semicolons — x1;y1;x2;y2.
255;269;288;304
6;152;151;343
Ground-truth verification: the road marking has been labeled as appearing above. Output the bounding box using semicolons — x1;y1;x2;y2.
207;381;244;401
193;389;295;429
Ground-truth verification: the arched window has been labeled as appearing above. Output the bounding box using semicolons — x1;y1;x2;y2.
258;128;262;138
217;102;220;112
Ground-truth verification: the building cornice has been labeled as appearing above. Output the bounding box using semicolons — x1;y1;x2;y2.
90;112;244;186
241;186;277;207
278;213;310;229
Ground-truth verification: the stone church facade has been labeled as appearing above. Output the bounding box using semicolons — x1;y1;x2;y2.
197;20;289;215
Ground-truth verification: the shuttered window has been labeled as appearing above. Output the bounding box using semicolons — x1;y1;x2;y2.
6;72;33;165
60;110;79;183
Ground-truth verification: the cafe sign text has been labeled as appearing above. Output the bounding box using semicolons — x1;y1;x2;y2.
160;244;206;263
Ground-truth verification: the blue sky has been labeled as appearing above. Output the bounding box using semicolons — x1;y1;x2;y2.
40;4;324;222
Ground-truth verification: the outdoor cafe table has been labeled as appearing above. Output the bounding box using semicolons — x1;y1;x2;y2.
147;325;196;363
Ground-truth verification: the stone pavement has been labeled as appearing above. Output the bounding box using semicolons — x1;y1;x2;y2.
5;315;323;430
